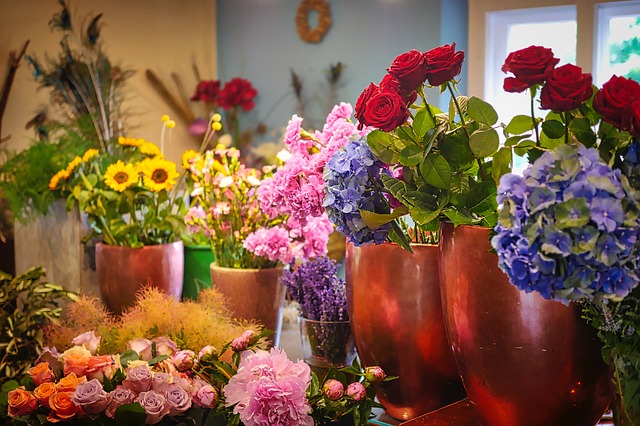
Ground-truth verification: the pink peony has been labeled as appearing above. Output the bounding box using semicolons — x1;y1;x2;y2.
172;350;197;371
224;348;313;426
364;366;386;383
243;226;294;264
322;379;344;400
346;382;367;401
193;384;219;408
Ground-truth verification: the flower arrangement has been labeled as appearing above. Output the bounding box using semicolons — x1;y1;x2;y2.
48;123;186;247
4;329;390;426
489;45;640;424
347;43;512;248
182;140;333;268
190;77;259;151
281;256;353;367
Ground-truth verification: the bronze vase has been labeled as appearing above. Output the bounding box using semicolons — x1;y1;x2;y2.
209;264;286;347
345;242;466;421
95;241;184;315
438;222;613;426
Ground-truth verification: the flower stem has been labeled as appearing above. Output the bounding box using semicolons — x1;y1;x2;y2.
563;111;570;144
529;87;540;146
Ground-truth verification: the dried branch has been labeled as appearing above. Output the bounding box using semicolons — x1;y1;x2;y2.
0;40;30;145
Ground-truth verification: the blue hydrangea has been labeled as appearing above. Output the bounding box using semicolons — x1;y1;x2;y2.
323;138;391;246
492;144;640;302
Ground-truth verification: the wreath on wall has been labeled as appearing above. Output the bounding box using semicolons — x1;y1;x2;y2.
296;0;332;44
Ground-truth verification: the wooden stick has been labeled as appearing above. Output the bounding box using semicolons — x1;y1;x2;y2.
0;40;30;144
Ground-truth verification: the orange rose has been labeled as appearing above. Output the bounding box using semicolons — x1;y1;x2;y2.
48;391;80;423
86;355;114;381
7;387;37;417
56;372;86;392
27;362;56;386
61;346;92;378
33;382;58;406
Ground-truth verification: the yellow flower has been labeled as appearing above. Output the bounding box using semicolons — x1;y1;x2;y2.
161;114;171;123
82;149;99;162
140;157;179;192
139;141;162;157
118;136;141;147
48;169;70;191
104;161;139;192
65;156;83;175
181;150;200;170
166;120;176;129
211;121;222;131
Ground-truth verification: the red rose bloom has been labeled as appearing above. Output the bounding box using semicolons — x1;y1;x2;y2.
625;98;640;138
387;49;429;93
502;45;559;93
360;88;410;132
540;64;593;112
593;75;640;131
355;82;378;129
218;77;258;111
190;80;221;104
424;43;465;87
380;74;417;105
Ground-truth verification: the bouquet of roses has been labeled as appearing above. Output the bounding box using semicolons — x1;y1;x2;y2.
182;142;333;269
4;329;391;426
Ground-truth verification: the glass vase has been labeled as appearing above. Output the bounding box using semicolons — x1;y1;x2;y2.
298;316;356;379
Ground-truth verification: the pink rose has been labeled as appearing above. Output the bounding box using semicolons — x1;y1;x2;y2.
71;331;101;354
105;386;136;418
127;338;153;361
165;383;192;416
72;378;111;415
137;390;170;425
122;365;152;393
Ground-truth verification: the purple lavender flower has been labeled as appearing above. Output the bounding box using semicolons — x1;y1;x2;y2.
493;144;640;302
323;138;392;246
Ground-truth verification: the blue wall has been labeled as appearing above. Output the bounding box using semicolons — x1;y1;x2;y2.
217;0;468;144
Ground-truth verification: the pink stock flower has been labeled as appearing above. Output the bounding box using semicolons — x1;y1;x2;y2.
284;115;314;155
224;348;313;426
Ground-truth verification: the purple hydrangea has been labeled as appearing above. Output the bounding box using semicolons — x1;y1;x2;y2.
323;138;392;246
492;144;640;302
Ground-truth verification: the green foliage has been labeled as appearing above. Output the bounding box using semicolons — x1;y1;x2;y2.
0;267;77;385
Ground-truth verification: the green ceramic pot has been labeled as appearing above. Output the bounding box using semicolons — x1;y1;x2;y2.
182;245;214;300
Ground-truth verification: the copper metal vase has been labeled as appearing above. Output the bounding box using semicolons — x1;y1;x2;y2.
95;241;184;315
438;223;613;426
209;264;286;347
345;242;466;421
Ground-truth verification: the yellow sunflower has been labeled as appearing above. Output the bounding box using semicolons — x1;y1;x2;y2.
118;136;141;147
139;157;179;192
104;160;139;192
65;156;83;175
139;141;162;157
48;169;70;191
182;150;199;170
82;148;99;162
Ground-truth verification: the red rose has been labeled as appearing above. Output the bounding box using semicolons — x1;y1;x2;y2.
625;99;640;137
387;49;429;92
593;75;640;131
380;74;417;105
360;88;410;132
218;77;258;111
424;43;465;87
540;64;593;112
355;82;378;129
190;80;221;104
502;45;559;93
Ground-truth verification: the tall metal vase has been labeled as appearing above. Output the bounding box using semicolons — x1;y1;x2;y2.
438;222;613;426
345;242;466;421
209;264;286;347
95;241;184;315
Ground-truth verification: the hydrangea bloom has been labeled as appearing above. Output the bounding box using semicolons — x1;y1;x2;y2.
223;348;313;426
492;144;640;302
323;138;392;246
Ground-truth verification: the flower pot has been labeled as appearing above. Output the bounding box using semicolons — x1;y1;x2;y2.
298;316;357;380
438;222;613;426
209;264;286;347
182;245;214;301
345;242;466;421
95;241;184;314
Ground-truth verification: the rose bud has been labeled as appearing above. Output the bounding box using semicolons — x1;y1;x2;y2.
364;366;386;384
322;379;344;401
346;382;367;401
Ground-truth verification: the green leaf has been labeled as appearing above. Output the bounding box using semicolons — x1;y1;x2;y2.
420;154;451;189
412;106;436;139
399;145;423;166
443;209;475;226
119;349;140;368
467;96;498;126
440;133;474;171
359;205;409;230
541;119;565;139
114;403;147;426
388;221;413;252
366;131;399;164
514;140;537;157
505;134;531;147
469;128;499;158
539;132;564;150
506;114;535;135
492;147;513;185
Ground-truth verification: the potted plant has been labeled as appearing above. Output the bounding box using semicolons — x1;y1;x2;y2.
49;127;187;315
